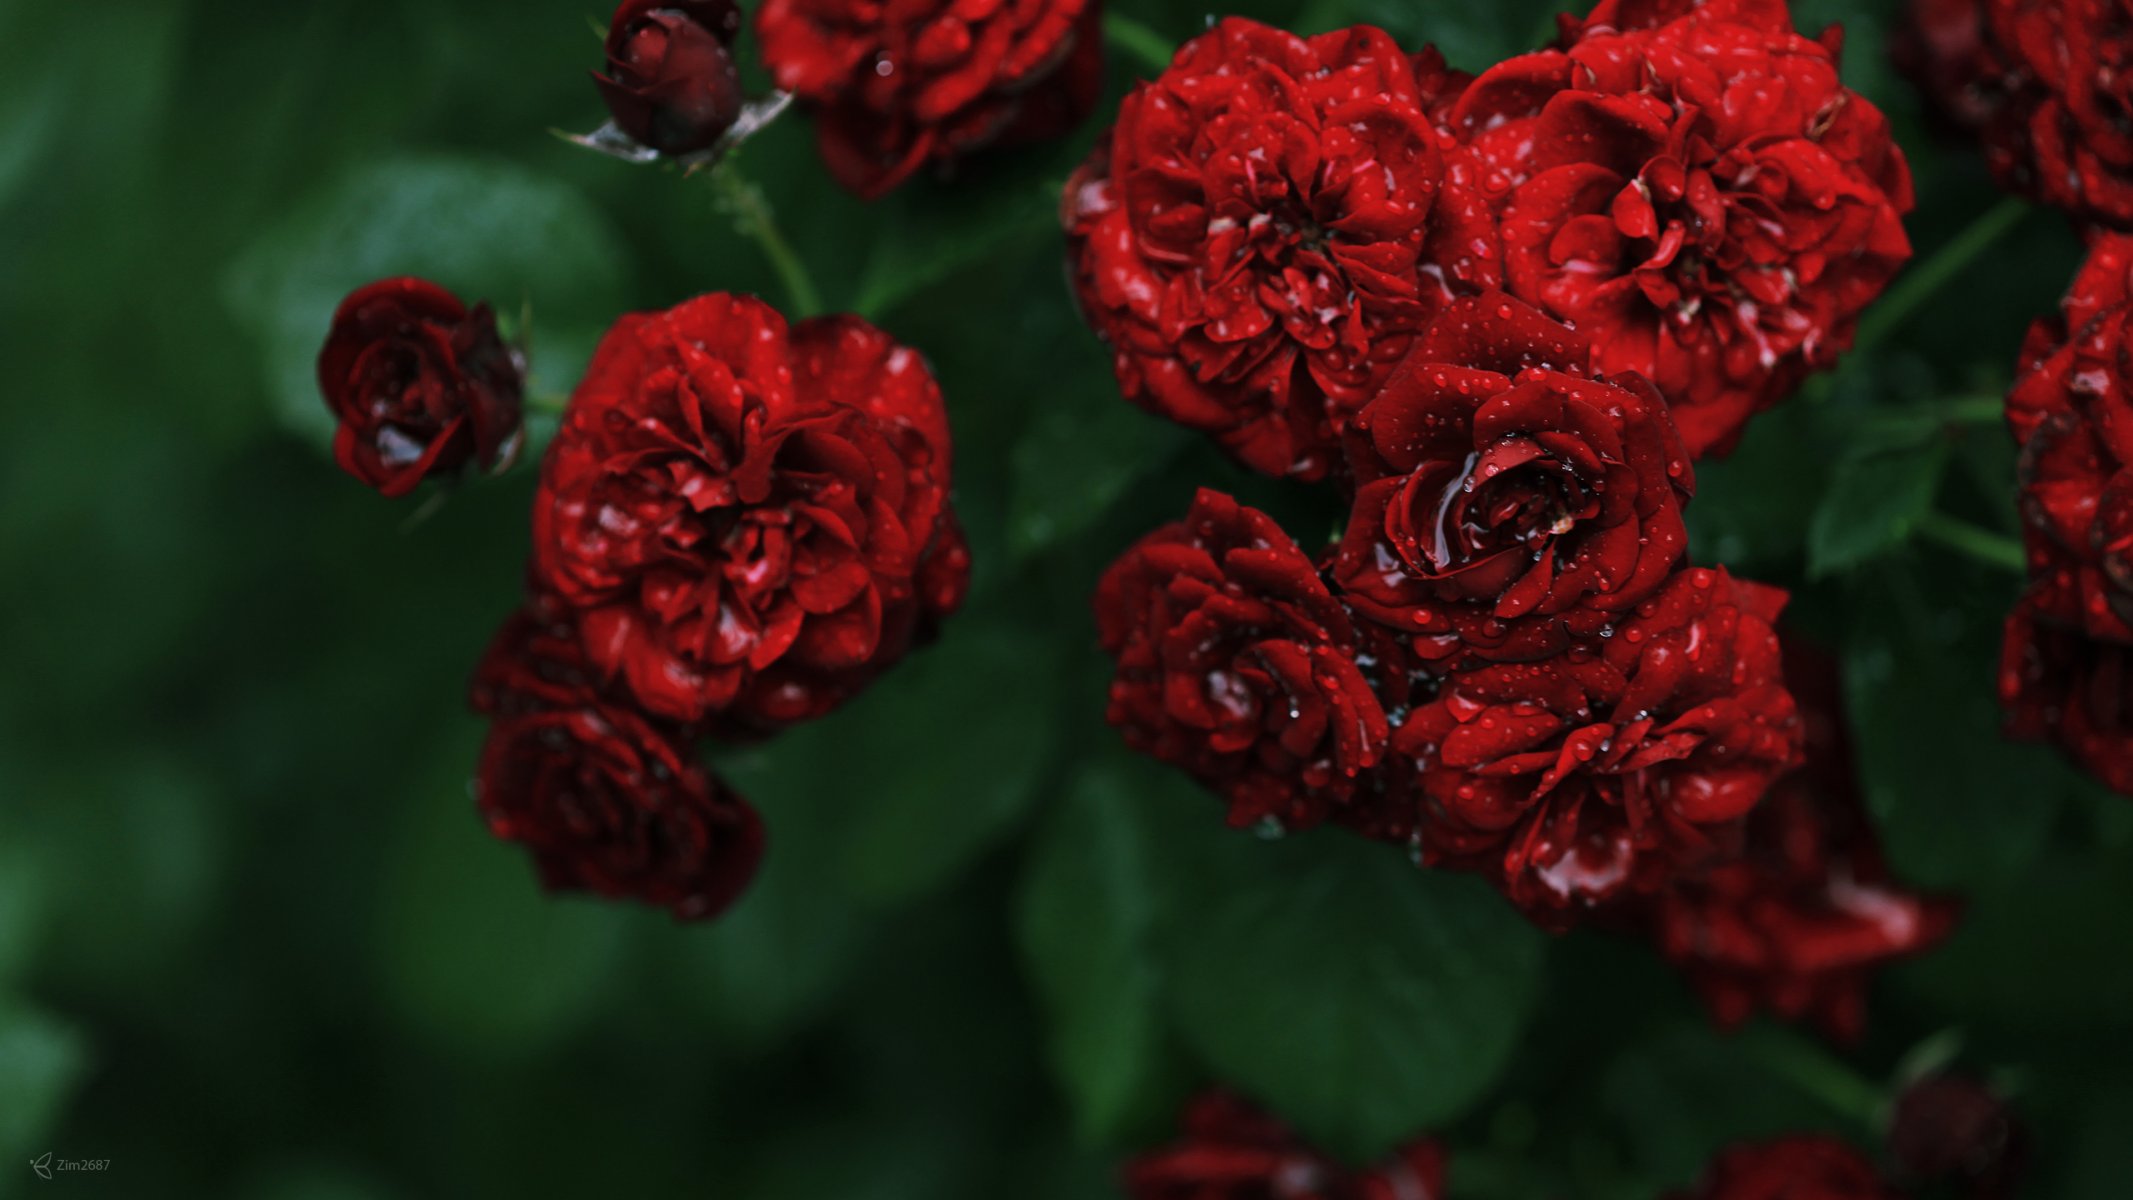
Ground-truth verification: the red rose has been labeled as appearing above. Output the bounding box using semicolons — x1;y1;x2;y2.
1448;0;1913;457
1888;1074;2027;1199
2000;597;2133;794
1669;1136;1900;1200
1977;0;2133;228
469;609;765;920
1333;293;1694;668
1095;489;1397;832
1644;640;1959;1041
1123;1091;1447;1200
316;277;524;497
755;0;1102;198
594;0;746;156
1064;19;1497;481
1894;0;2011;135
1397;567;1803;915
531;294;967;731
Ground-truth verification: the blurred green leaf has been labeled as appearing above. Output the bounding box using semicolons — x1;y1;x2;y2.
1596;1023;1841;1190
671;746;872;1047
1158;833;1545;1163
1016;759;1172;1143
1009;387;1191;561
374;763;634;1055
1844;576;2062;887
0;1004;87;1168
1808;436;1950;578
853;176;1065;319
1685;400;1827;571
222;154;631;446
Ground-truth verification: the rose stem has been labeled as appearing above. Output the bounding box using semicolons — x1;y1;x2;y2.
1917;512;2027;573
1741;1025;1884;1126
1853;196;2033;355
1939;393;2008;425
715;170;825;319
1103;14;1174;76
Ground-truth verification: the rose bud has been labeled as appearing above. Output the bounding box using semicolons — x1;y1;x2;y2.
469;608;765;921
1064;18;1496;481
1888;1073;2027;1199
530;294;967;731
1399;567;1804;917
1669;1136;1899;1200
594;0;747;156
316;277;524;498
1124;1091;1448;1200
1095;489;1401;833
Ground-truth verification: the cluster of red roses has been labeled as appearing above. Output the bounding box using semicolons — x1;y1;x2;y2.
1077;0;1950;1035
1126;1082;2024;1200
321;282;970;920
1898;0;2133;797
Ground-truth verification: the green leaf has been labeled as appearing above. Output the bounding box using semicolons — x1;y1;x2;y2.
0;1003;88;1167
741;619;1061;902
373;755;634;1055
852;175;1066;319
1008;384;1191;561
1595;1022;1839;1190
1808;437;1951;578
1157;831;1546;1162
1843;576;2064;888
1685;400;1828;571
1016;758;1175;1143
669;745;873;1047
222;154;630;446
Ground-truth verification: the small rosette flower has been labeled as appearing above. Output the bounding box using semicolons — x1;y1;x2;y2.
1644;639;1959;1041
2000;598;2133;795
1123;1091;1447;1200
1449;0;1914;457
594;0;747;155
1668;1136;1900;1200
1398;567;1803;915
531;294;968;731
1064;19;1496;481
469;609;765;920
1958;0;2133;228
316;277;524;497
1095;489;1394;831
1888;1074;2027;1199
1334;293;1694;668
756;0;1102;198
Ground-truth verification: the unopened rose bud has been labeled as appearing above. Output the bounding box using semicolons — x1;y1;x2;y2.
594;0;746;155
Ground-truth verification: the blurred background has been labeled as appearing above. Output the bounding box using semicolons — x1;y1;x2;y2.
5;0;2132;1196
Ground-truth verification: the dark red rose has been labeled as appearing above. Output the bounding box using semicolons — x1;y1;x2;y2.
1064;19;1498;481
2000;597;2133;794
1644;639;1960;1042
1396;567;1803;915
469;609;764;920
1448;0;1913;458
531;294;966;731
1894;0;2013;135
1669;1136;1899;1200
1888;1074;2027;1199
594;0;746;156
1123;1091;1447;1200
755;0;1102;198
316;277;524;497
1096;489;1398;832
1333;294;1694;668
1966;0;2133;229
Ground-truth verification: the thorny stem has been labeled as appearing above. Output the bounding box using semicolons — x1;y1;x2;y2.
714;169;825;319
1853;197;2033;354
1918;512;2027;573
1104;13;1175;76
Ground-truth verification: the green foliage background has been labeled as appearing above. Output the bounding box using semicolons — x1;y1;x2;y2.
4;0;2131;1195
